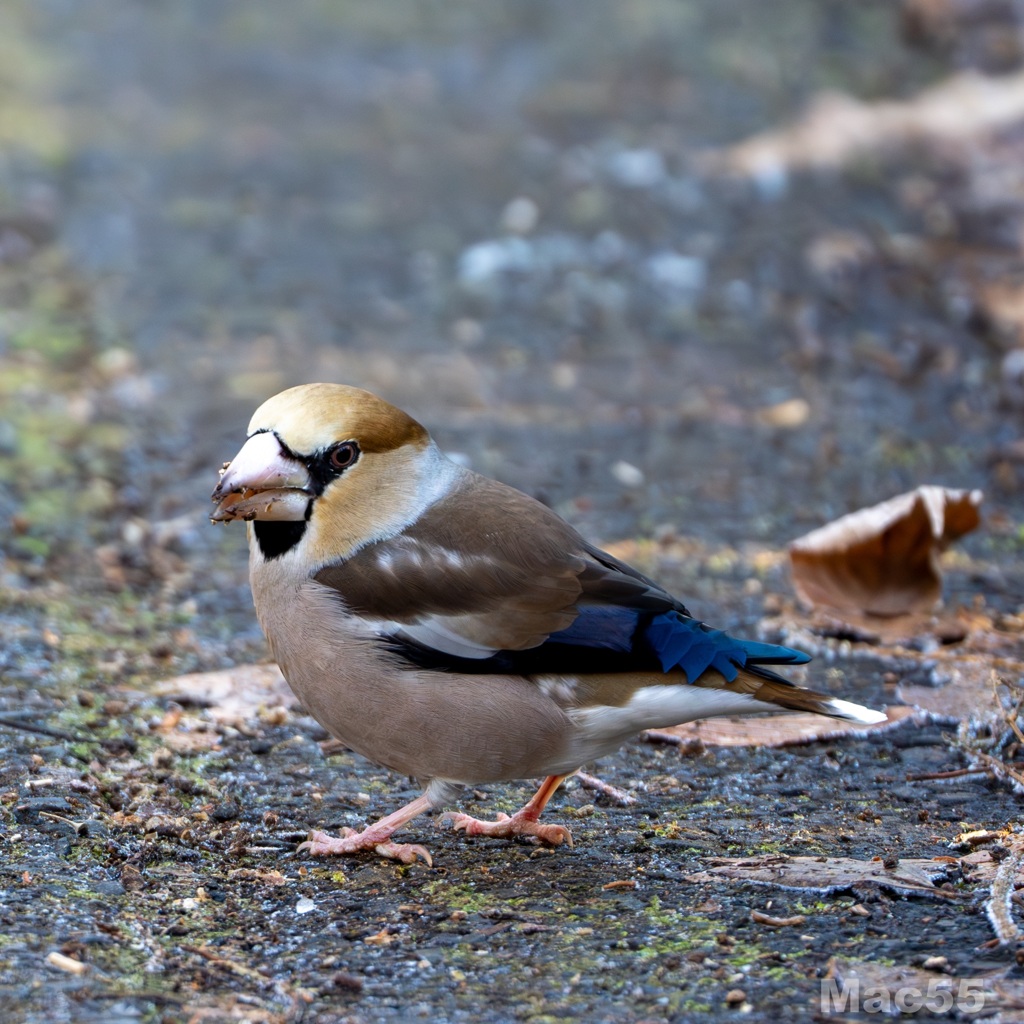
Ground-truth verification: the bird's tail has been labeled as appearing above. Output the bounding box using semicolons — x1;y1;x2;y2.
701;666;887;725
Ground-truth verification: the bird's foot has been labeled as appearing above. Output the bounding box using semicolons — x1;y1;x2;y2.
297;827;433;867
443;809;573;848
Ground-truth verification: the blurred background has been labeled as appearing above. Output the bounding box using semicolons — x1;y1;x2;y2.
0;0;1019;693
5;4;1024;1019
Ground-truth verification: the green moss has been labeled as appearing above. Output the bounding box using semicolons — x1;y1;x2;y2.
10;317;89;362
422;880;493;914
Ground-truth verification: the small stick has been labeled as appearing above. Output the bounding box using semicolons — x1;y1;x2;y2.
576;771;637;806
985;841;1024;944
182;944;270;984
905;767;989;782
0;716;91;744
751;910;807;928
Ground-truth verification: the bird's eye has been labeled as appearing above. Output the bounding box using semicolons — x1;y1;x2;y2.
328;441;359;472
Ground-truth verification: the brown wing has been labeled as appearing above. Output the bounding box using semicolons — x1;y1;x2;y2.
314;473;589;653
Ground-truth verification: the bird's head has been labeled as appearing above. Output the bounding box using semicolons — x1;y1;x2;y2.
211;383;446;562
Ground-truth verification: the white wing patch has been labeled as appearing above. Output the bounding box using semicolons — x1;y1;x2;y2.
389;619;498;659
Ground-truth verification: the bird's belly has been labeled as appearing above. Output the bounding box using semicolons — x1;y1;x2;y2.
255;577;576;785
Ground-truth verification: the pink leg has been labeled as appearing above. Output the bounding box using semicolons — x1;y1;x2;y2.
444;774;573;847
297;794;434;866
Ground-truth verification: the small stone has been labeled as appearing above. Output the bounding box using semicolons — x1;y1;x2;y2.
755;398;810;428
331;971;363;992
77;819;110;839
451;318;484;347
457;237;532;286
607;148;666;188
725;988;747;1006
92;879;126;897
500;196;539;234
611;461;645;488
211;800;241;822
645;251;706;298
296;896;316;915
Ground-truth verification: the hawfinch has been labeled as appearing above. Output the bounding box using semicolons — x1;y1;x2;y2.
211;383;885;866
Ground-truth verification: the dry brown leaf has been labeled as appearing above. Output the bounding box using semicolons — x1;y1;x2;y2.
976;279;1024;350
226;868;289;886
960;840;1024;885
652;705;916;748
823;957;1024;1020
158;729;222;753
789;485;982;615
898;659;1006;727
154;664;294;725
685;855;955;898
792;607;974;647
707;69;1024;177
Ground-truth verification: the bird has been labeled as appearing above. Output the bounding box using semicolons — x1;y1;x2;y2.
210;382;886;866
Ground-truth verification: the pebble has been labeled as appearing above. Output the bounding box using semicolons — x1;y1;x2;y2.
611;461;645;488
755;398;810;428
1002;348;1024;383
645;251;706;298
457;237;533;285
500;196;539;234
607;148;666;188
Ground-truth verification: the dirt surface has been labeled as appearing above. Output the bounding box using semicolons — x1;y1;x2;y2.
1;1;1024;1021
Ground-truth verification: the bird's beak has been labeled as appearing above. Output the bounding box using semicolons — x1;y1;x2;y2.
210;431;313;523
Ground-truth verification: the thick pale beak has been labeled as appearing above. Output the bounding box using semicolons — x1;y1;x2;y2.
210;431;313;523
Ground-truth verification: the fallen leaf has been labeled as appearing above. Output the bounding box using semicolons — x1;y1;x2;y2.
158;728;222;753
226;868;288;886
960;841;1024;885
898;659;1008;729
364;927;396;946
954;829;1008;848
685;855;956;898
789;485;982;615
154;664;294;725
823;957;1024;1020
707;69;1024;177
649;705;917;748
975;279;1024;350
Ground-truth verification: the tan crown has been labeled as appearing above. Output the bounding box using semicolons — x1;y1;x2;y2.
249;383;429;455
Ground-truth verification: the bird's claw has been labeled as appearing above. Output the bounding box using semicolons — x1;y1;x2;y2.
297;828;433;867
371;841;433;866
442;811;573;848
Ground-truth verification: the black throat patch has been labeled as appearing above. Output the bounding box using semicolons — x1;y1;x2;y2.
254;520;308;559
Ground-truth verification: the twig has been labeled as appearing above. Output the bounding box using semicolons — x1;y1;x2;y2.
985;839;1024;944
576;771;637;806
970;749;1024;792
0;716;91;744
998;674;1024;746
183;944;271;984
905;767;990;782
751;910;807;928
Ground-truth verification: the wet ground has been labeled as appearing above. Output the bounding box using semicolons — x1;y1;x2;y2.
1;1;1024;1021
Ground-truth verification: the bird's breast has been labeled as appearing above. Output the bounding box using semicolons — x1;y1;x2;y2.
248;568;576;785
